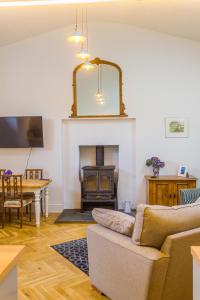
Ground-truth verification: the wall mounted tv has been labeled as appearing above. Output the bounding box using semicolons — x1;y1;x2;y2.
0;116;44;148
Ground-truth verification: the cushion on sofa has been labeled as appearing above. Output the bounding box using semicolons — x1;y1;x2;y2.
92;208;135;237
132;203;200;249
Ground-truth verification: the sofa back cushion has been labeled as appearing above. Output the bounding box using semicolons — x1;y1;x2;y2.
132;203;200;249
92;208;135;236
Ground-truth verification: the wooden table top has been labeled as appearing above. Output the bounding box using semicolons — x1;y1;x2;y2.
0;179;52;189
145;175;197;181
0;245;25;282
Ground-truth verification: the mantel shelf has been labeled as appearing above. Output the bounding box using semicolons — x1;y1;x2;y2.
62;116;136;121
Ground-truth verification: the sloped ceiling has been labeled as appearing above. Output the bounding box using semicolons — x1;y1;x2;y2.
0;0;200;46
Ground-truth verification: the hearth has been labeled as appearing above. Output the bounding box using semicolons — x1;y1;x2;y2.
80;146;118;211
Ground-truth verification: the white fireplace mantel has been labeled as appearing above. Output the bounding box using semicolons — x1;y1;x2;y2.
62;116;136;121
62;117;136;209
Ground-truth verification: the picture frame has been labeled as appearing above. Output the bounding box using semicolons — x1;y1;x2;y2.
178;165;188;177
165;118;189;138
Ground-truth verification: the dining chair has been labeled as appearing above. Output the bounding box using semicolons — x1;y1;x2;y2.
25;169;43;180
2;175;33;228
24;169;44;215
0;169;6;179
0;170;6;219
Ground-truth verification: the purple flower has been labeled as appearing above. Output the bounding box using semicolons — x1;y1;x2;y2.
151;157;159;162
146;157;165;169
159;162;165;168
4;170;12;175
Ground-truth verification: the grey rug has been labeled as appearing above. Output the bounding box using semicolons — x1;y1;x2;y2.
51;238;89;275
55;209;136;223
55;209;94;223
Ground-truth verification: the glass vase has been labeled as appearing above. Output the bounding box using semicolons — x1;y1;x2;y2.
153;167;160;177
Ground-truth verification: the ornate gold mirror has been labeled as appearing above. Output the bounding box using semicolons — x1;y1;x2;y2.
70;57;127;118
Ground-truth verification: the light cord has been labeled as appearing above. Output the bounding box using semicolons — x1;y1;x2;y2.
75;8;78;31
86;8;89;53
24;147;32;178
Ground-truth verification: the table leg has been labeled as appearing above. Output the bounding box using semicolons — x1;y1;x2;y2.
34;190;41;227
44;188;49;218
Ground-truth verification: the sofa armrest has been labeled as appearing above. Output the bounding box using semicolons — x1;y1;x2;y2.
88;224;169;300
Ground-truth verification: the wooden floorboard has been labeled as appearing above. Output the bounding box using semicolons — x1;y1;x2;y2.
0;214;107;300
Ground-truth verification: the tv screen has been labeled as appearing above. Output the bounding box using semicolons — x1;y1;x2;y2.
0;116;44;148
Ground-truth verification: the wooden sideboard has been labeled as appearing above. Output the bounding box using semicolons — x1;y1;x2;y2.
145;175;197;206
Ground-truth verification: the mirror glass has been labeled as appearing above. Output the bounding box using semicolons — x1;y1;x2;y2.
76;63;120;117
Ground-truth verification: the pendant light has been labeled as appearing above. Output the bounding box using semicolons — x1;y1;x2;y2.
95;64;105;104
77;47;91;60
82;9;94;70
77;9;91;60
82;60;94;70
68;9;86;44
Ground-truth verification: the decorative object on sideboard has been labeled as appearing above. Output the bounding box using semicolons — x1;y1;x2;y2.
165;117;189;138
146;156;165;178
178;165;188;177
123;201;131;213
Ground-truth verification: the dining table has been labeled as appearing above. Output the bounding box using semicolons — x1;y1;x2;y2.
0;179;52;227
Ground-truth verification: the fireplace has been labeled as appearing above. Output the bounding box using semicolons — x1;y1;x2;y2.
80;146;118;211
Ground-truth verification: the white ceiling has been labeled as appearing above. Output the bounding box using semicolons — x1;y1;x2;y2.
0;0;200;46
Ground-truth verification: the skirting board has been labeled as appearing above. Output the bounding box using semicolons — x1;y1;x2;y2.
48;204;64;213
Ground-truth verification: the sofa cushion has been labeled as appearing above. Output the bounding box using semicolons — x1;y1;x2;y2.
92;208;135;237
132;203;200;249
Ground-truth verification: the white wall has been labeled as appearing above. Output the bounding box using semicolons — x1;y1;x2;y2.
0;22;200;210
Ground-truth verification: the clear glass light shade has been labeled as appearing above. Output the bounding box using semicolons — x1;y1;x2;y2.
99;98;105;105
96;92;103;99
77;49;91;60
95;92;105;104
81;61;95;71
68;31;86;44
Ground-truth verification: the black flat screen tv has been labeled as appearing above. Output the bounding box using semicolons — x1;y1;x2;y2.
0;116;44;148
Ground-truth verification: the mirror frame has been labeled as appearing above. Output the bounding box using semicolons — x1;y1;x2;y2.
70;57;127;118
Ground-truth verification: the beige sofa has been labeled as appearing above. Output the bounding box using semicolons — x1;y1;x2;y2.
88;209;200;300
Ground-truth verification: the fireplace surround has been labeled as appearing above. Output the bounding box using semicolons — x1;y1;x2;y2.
62;118;136;211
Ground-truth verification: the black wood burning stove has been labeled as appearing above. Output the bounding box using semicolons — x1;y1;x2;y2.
81;146;118;211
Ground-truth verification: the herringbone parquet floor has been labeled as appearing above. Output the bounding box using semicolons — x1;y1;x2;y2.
0;214;107;300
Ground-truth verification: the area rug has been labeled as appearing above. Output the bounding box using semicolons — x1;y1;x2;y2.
55;209;136;223
51;238;89;275
55;209;94;223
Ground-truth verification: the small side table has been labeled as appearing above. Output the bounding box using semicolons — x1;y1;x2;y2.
0;245;25;300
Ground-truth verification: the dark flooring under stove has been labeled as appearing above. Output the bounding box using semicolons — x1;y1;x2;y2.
55;209;94;223
55;209;136;223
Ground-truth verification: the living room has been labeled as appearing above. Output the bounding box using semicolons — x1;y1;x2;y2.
0;0;200;299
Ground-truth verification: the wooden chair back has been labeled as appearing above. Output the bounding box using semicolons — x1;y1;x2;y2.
25;169;43;180
0;169;6;179
2;175;23;203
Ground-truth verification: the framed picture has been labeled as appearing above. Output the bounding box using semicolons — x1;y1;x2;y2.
165;118;189;138
178;165;188;177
